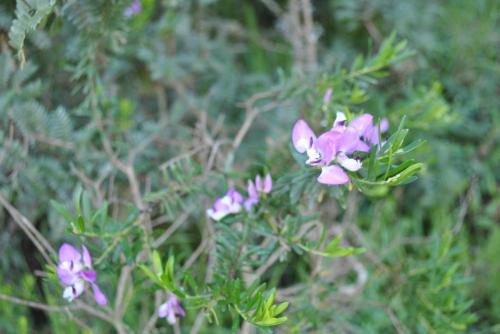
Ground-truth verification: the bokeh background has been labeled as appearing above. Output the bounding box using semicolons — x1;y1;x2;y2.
0;0;498;333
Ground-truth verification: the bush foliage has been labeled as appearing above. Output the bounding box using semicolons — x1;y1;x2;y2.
0;0;498;333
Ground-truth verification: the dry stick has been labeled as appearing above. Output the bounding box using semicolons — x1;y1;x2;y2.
260;0;283;16
152;211;190;248
0;293;76;312
0;192;56;266
182;235;208;271
0;293;123;333
141;291;162;334
288;0;305;70
300;0;317;70
114;265;133;320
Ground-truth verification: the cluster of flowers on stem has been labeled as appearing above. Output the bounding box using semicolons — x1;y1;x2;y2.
292;111;388;185
206;174;272;221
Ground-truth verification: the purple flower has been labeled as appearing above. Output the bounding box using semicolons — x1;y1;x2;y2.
255;174;272;194
323;88;333;104
207;187;244;221
291;111;388;186
124;0;142;18
244;179;259;211
57;243;107;305
158;294;185;325
244;174;273;211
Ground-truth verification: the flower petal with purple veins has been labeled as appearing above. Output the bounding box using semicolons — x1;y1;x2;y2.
317;165;350;185
292;119;316;153
59;243;82;263
91;283;108;305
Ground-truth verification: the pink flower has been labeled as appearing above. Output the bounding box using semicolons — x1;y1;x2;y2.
124;0;142;18
323;88;333;104
57;243;107;305
291;112;388;185
207;187;244;221
158;294;185;325
244;174;273;211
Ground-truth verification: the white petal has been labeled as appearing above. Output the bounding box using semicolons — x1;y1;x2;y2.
63;286;75;302
333;112;347;128
337;153;362;172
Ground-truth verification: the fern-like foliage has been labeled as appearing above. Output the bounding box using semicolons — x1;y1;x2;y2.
8;0;55;65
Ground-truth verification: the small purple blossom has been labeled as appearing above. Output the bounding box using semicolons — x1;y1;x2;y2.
158;294;185;325
206;187;244;221
57;243;107;305
323;88;333;104
124;0;142;18
244;174;273;211
292;111;388;186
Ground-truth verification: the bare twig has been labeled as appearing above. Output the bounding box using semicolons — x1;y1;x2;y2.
0;192;56;266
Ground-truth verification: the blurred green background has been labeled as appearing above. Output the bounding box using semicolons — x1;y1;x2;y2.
0;0;498;333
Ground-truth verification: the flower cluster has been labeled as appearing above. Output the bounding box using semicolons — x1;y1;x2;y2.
158;294;186;325
292;112;388;185
207;174;272;221
57;243;107;305
124;0;142;18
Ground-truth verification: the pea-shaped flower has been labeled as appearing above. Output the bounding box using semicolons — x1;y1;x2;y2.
158;294;185;325
57;243;107;305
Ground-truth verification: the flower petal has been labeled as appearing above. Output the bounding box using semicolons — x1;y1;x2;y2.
91;283;108;305
337;153;362;172
263;174;272;193
349;114;373;137
227;187;243;204
317;165;349;185
57;265;77;285
333;112;347;128
81;270;97;283
307;131;338;166
323;88;333;103
244;197;259;212
175;303;186;317
167;310;177;325
206;208;227;221
59;243;81;263
158;302;169;318
380;118;389;132
292;119;316;153
335;127;363;154
255;175;263;192
82;245;92;268
247;180;258;200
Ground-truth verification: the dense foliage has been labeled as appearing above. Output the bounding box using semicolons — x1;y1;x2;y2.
0;0;498;333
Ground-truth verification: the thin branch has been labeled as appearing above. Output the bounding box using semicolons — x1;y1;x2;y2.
0;192;56;266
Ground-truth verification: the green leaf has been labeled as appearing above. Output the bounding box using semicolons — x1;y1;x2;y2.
152;251;163;276
50;200;73;223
